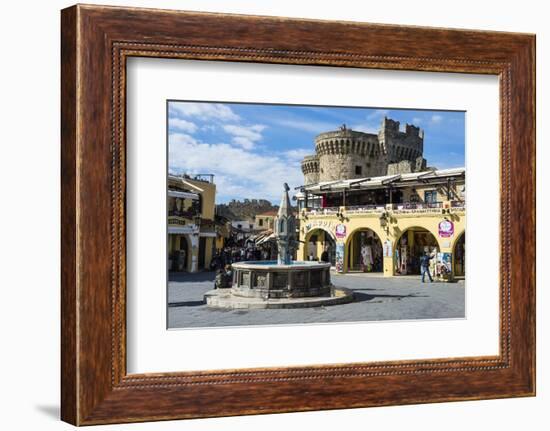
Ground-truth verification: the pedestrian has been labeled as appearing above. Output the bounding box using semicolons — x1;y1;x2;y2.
420;252;433;283
214;264;233;289
360;243;373;272
320;246;330;263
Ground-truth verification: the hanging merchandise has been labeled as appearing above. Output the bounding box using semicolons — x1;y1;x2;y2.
436;252;453;281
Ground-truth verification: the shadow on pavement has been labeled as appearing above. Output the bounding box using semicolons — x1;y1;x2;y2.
168;300;206;307
169;271;216;282
353;292;429;303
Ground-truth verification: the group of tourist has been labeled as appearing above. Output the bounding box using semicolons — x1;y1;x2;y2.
210;245;274;272
211;245;275;289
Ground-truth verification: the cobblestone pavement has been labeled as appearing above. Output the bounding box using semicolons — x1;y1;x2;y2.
167;271;465;329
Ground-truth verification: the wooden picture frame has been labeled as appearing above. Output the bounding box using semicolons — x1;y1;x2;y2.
61;4;535;425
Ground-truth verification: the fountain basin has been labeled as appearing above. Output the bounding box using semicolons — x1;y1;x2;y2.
204;260;354;309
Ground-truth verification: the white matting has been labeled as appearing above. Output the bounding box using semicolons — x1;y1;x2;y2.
126;58;500;373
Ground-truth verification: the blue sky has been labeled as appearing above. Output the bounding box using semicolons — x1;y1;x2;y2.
168;101;465;204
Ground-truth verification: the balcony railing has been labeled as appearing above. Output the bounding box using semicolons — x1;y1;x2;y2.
304;206;340;216
168;209;199;218
450;200;466;208
392;202;443;210
345;204;385;214
302;200;465;217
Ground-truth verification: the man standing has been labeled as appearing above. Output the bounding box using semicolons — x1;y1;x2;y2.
420;252;433;283
320;245;330;264
360;243;373;272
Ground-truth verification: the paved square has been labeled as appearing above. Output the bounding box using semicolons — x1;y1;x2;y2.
168;271;465;329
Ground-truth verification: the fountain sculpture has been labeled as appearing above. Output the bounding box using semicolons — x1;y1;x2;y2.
204;184;354;309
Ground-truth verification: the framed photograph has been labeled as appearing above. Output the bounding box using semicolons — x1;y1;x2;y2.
61;4;535;425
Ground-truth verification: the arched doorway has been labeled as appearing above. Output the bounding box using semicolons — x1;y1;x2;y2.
304;229;336;266
453;232;466;277
394;227;439;275
171;235;189;272
347;228;383;272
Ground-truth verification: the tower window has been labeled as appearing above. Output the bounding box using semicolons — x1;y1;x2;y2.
355;165;362;175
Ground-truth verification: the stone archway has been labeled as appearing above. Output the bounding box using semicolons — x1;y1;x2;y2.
345;228;383;272
453;231;466;277
171;234;189;272
304;228;336;265
394;227;440;275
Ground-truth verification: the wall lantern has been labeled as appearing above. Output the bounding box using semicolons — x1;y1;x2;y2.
193;214;202;231
379;211;390;233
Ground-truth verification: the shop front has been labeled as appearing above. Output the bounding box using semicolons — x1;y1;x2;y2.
394;227;440;276
305;228;336;266
453;232;466;277
347;228;383;273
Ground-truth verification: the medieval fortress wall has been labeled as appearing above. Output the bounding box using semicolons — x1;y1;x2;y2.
301;117;427;184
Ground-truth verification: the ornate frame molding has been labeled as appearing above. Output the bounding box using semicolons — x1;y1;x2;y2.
61;5;535;425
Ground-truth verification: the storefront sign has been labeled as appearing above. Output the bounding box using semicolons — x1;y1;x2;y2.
335;242;345;273
436;252;452;280
438;220;454;238
335;224;347;238
383;239;393;257
305;220;337;233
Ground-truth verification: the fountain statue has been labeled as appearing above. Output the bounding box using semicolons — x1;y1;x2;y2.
275;183;297;265
204;184;354;309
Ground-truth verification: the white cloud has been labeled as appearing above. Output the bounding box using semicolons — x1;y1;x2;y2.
367;109;390;120
230;137;256;150
169;132;198;146
221;124;267;149
430;114;443;124
169;132;304;202
274;119;336;134
412;117;423;124
169;118;198;133
169;102;240;122
284;148;313;161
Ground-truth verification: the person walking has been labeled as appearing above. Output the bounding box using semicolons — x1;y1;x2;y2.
420;252;433;283
320;245;330;264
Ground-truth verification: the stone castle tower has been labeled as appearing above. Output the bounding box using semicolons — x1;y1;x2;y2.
301;117;426;185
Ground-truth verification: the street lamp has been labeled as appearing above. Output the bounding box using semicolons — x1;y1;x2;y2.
193;214;202;232
379;211;389;234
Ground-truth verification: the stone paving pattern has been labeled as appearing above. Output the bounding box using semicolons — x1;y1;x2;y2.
168;271;465;329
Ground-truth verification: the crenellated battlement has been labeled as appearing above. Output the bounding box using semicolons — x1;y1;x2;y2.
300;155;320;185
378;117;424;164
315;130;383;158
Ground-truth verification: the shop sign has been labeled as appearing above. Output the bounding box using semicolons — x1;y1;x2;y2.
438;220;454;238
305;220;336;232
436;252;452;279
335;224;347;238
335;242;345;273
383;239;393;257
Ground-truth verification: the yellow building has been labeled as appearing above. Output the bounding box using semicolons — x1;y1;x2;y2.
168;174;217;273
296;168;466;279
254;210;277;231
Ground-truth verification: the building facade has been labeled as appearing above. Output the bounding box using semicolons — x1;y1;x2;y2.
168;174;218;273
297;119;465;279
254;210;277;231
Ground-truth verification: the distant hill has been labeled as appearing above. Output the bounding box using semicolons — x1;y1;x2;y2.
216;199;278;221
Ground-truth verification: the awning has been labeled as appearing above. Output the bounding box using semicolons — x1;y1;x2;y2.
199;232;217;238
300;167;465;194
168;189;200;200
168;226;199;235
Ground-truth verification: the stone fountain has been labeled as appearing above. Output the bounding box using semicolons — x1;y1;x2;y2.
204;184;354;309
